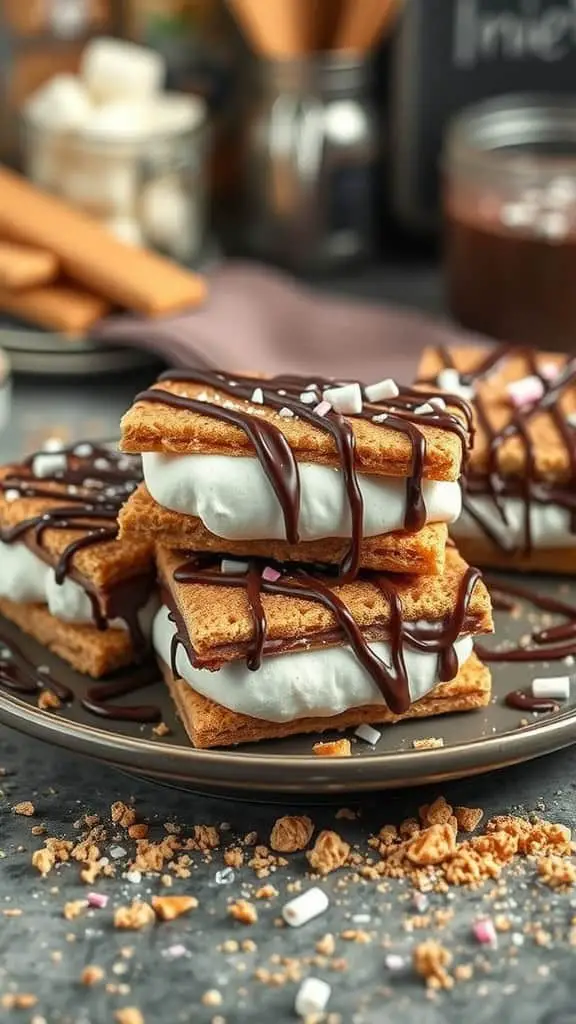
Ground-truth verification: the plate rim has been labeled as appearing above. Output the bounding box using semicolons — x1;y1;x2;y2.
1;685;576;792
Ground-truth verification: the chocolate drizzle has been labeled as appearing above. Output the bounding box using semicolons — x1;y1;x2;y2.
168;555;482;715
133;370;472;583
421;345;576;555
504;690;560;714
0;442;154;650
476;578;576;664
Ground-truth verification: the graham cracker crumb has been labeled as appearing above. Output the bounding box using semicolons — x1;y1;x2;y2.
114;902;156;930
270;815;314;853
38;690;61;710
1;994;38;1009
335;808;357;821
412;737;444;750
151;895;198;920
454;963;474;981
115;1009;144;1024
127;824;149;840
32;848;55;876
31;824;47;836
316;933;336;956
341;929;371;943
313;739;352;757
307;831;350;876
413;939;453;990
81;965;105;986
3;908;23;917
455;807;484;832
63;899;87;920
228;900;258;925
201;990;222;1007
538;855;576;889
194;825;220;850
111;802;136;828
420;797;454;827
13;801;35;817
224;847;244;868
152;721;171;737
255;885;278;900
407;825;457;866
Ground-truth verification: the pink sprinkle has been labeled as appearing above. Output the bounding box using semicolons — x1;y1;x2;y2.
313;400;332;417
262;566;281;583
87;892;108;909
507;375;544;408
473;918;497;946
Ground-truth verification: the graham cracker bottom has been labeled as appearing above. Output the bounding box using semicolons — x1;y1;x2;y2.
452;534;576;575
119;484;448;575
160;652;491;749
0;598;136;678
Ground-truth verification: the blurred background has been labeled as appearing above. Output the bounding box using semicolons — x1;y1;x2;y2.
1;0;576;434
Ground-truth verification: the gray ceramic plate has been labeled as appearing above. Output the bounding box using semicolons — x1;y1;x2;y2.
0;572;574;797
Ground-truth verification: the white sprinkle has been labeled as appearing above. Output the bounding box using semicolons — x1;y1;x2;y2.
564;655;575;666
507;375;545;409
295;977;331;1017
322;382;363;415
412;891;429;912
313;400;332;417
125;870;142;884
372;413;388;424
214;867;235;886
282;887;329;928
384;953;406;972
355;723;381;745
196;390;210;402
436;368;473;401
277;389;286;396
279;407;294;418
228;380;237;387
73;443;93;457
162;943;189;959
300;392;316;404
251;387;264;404
306;383;318;391
364;378;399;403
37;665;50;674
109;845;127;860
511;932;525;947
414;402;434;415
221;559;249;575
531;676;570;701
545;176;576;205
501;202;536;229
93;457;110;471
429;396;447;410
537;210;568;240
42;437;65;452
352;913;371;924
4;489;20;502
32;453;67;478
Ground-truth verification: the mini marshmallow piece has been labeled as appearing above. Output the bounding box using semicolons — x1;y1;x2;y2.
81;101;156;143
473;918;498;946
414;402;434;415
282;887;329;927
43;438;65;452
25;74;92;131
313;400;332;417
436;368;474;401
32;452;67;478
61;150;138;217
87;892;108;909
507;375;544;408
322;382;362;415
429;396;447;410
279;407;294;418
4;489;20;502
221;559;249;575
81;38;165;104
139;175;199;260
262;566;281;582
299;392;316;404
355;724;381;745
531;676;570;701
251;387;264;404
149;92;206;136
384;953;406;972
372;413;388;424
26;135;62;190
295;978;331;1018
364;378;399;403
105;216;144;248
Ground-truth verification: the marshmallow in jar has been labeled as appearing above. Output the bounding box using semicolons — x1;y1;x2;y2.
22;37;208;263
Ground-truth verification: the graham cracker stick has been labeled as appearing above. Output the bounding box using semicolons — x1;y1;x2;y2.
0;168;206;316
0;241;58;289
0;283;110;337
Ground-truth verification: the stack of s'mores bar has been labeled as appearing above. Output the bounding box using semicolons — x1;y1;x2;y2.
118;370;493;749
417;343;576;575
0;443;155;677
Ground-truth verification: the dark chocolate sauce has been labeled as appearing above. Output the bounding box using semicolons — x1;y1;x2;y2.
504;689;559;714
420;345;576;556
0;622;160;723
477;577;576;664
168;555;482;715
0;442;154;651
133;370;472;583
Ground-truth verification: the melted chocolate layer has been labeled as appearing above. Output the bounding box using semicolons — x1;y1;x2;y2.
168;555;482;716
133;370;471;583
421;345;576;555
0;442;154;651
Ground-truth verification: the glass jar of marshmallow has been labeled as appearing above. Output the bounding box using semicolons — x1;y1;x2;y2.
21;37;209;264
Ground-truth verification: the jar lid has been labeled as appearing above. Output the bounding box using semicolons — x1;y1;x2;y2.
444;93;576;182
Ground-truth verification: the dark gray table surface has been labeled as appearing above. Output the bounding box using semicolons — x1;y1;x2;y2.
1;264;575;1024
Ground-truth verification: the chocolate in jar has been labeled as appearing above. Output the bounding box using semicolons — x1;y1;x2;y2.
443;95;576;352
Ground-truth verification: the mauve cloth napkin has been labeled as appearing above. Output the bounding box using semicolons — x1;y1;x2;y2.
92;261;484;383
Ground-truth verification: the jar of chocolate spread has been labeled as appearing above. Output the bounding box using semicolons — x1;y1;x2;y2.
443;94;576;351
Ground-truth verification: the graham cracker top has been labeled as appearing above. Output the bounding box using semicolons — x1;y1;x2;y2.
120;374;469;481
417;345;576;484
157;544;492;665
0;451;153;591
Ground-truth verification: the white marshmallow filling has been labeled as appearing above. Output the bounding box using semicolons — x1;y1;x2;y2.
454;492;576;550
152;605;473;723
142;453;462;543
